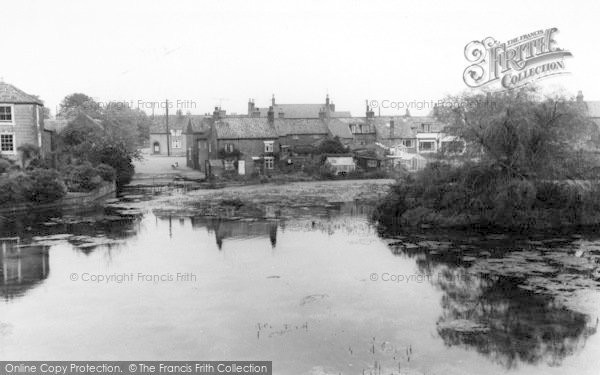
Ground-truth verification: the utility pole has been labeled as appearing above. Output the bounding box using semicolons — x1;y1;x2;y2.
165;99;171;156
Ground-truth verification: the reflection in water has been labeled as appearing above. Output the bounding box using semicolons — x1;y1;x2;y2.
436;270;596;368
1;238;49;300
388;237;599;369
190;217;278;249
1;189;599;374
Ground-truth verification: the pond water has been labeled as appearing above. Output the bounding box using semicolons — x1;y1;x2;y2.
1;188;599;375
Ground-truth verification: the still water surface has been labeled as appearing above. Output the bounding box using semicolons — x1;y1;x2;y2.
1;190;599;375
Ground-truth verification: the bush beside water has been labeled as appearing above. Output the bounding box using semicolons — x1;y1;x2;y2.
373;162;600;231
0;169;67;205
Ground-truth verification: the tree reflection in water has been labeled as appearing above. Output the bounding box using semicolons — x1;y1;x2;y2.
388;236;599;369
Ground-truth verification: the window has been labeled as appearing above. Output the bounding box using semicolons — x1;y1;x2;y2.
0;133;15;153
402;139;413;148
312;135;320;139
367;160;378;168
292;135;299;140
225;143;234;153
0;106;12;122
172;139;181;149
264;156;274;169
264;141;274;153
419;141;436;152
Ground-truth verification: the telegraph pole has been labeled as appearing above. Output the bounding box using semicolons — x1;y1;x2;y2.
165;99;171;156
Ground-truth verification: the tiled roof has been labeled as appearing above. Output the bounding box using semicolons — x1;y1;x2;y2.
335;117;376;134
274;118;328;135
326;118;354;139
0;82;43;105
586;101;600;118
372;117;416;139
216;117;277;139
408;116;446;132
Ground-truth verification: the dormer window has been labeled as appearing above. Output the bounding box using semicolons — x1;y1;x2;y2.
0;105;13;122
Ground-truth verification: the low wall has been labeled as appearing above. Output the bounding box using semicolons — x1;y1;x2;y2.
0;182;117;214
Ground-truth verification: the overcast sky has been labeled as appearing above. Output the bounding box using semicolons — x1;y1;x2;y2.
2;0;599;117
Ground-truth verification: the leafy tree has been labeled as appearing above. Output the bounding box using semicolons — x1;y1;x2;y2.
103;103;150;147
57;113;141;187
317;137;347;154
58;93;102;118
435;87;593;180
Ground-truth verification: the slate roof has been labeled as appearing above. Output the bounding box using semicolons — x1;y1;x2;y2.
0;82;43;105
274;118;328;135
150;115;209;133
215;117;277;139
326;118;354;139
256;104;351;119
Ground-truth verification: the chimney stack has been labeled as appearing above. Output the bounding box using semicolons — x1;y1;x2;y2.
267;105;274;125
213;106;225;121
248;99;255;115
389;120;395;139
577;90;584;103
271;94;276;107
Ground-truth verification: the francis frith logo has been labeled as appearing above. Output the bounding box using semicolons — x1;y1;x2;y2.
463;27;572;89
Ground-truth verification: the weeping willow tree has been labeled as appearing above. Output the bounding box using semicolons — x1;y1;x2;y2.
374;87;600;230
434;86;596;180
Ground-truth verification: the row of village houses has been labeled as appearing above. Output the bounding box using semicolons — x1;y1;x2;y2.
2;81;600;175
149;95;463;175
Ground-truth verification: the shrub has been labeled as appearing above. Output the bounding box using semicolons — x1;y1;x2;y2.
0;158;12;174
96;163;116;182
319;163;336;179
66;163;103;191
23;169;66;204
0;174;29;204
534;181;580;209
317;137;347;154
